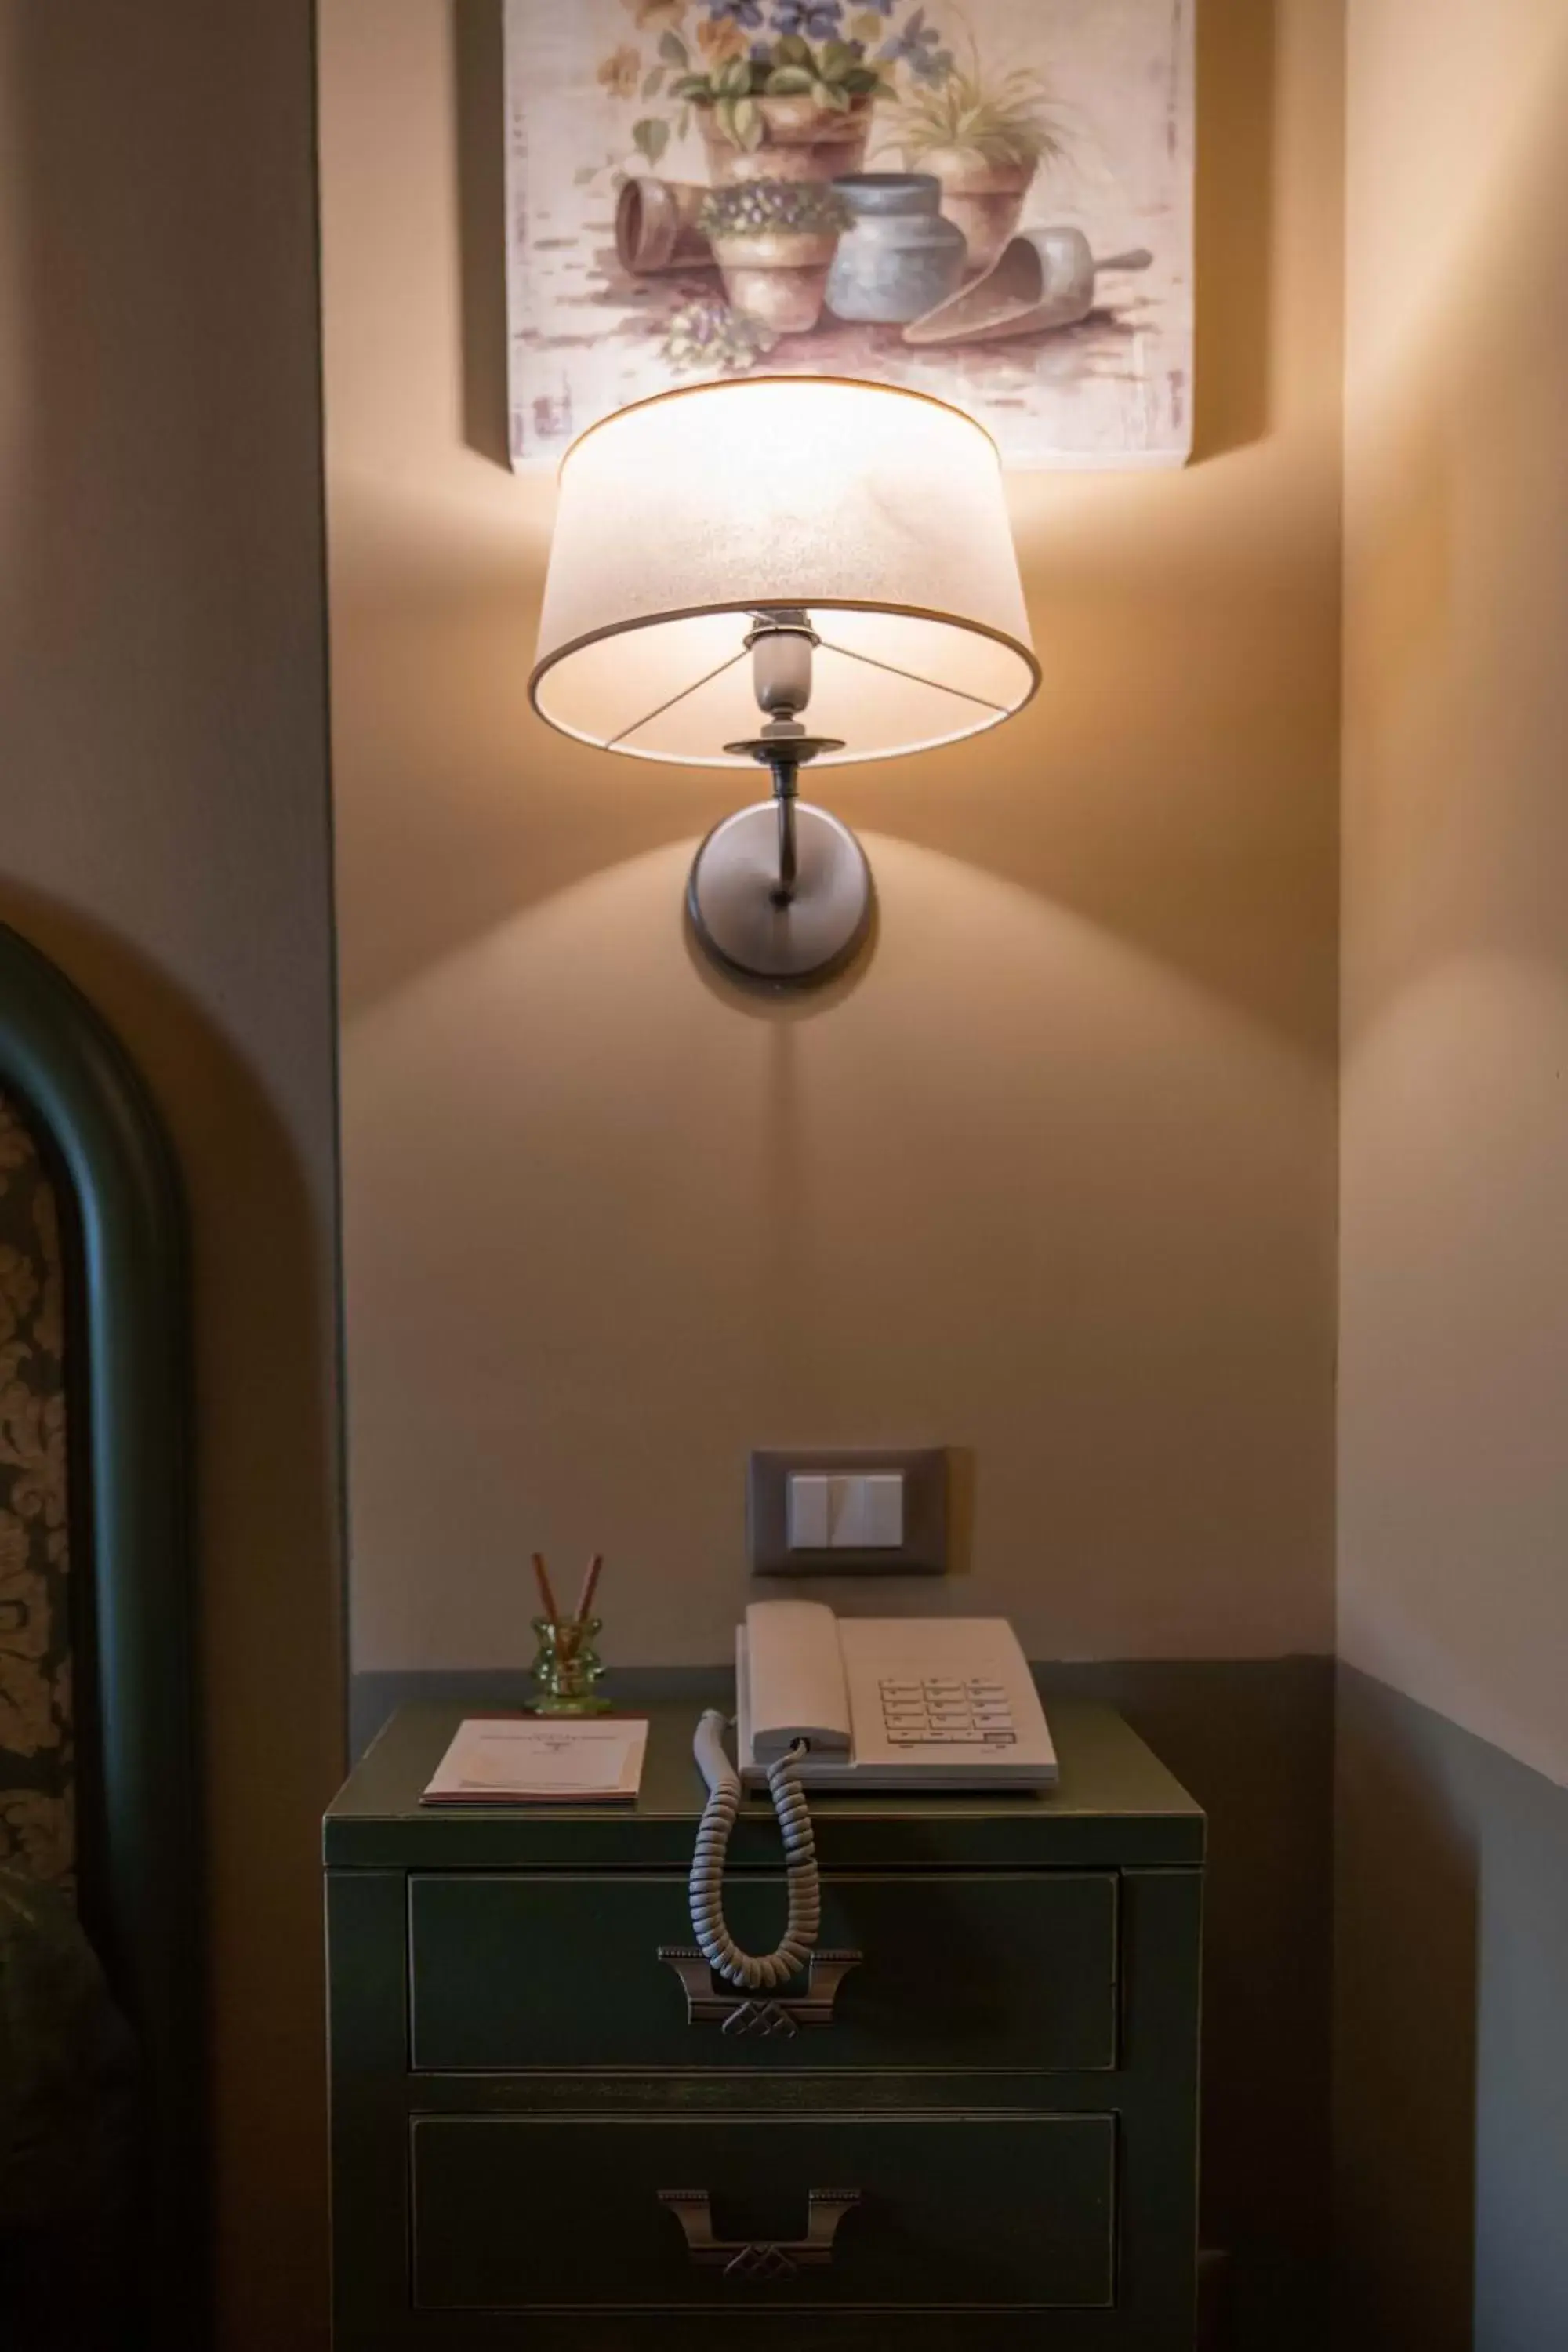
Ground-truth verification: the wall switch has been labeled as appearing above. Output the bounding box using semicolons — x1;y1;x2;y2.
788;1472;905;1551
751;1449;947;1576
786;1474;831;1549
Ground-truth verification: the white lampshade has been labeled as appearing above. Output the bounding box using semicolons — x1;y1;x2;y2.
530;376;1036;769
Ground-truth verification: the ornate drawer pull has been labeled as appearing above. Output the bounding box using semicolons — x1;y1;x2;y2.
659;2188;860;2281
657;1945;862;2034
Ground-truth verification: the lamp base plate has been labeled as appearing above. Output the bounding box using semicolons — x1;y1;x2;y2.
688;801;871;988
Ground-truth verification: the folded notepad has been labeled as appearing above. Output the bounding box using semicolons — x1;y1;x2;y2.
420;1716;648;1805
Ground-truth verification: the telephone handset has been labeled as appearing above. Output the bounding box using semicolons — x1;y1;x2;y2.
688;1602;1056;1991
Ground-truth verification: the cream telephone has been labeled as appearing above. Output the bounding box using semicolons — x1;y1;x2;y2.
687;1602;1056;1995
737;1600;1057;1790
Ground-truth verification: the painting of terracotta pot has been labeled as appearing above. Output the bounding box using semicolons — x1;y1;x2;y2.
615;179;716;276
921;154;1036;278
710;232;837;332
701;94;873;190
701;180;851;338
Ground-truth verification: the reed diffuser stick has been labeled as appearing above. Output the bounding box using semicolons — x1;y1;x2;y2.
575;1552;604;1625
531;1551;562;1626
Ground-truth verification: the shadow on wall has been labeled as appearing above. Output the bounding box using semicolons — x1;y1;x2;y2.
448;0;1277;474
1333;1670;1479;2350
332;507;1341;1051
1051;1660;1335;2352
1334;1673;1568;2350
1191;0;1275;463
453;0;510;469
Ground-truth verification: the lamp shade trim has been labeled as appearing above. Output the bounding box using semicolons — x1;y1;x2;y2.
551;371;1007;477
530;598;1039;770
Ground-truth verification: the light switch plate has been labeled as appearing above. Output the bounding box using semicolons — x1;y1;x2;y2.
787;1471;905;1550
750;1449;948;1576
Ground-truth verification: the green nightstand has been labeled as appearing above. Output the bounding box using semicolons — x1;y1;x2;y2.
327;1691;1203;2348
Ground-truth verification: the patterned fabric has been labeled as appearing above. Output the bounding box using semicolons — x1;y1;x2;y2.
0;1094;72;1889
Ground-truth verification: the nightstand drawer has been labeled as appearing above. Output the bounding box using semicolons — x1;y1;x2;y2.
412;2112;1116;2312
409;1869;1118;2073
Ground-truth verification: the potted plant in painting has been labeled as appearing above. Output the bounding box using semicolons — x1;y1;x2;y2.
641;29;892;187
895;49;1069;276
699;178;851;333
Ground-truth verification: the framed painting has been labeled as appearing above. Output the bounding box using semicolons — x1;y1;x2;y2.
504;0;1194;472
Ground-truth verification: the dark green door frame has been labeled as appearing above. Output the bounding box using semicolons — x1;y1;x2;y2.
0;921;200;2350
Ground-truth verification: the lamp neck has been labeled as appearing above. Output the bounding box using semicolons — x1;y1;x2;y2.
767;746;801;906
720;723;844;909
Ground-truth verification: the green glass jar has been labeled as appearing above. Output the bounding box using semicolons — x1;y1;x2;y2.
529;1616;611;1716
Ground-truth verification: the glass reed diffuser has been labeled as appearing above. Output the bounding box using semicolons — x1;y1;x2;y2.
528;1552;612;1716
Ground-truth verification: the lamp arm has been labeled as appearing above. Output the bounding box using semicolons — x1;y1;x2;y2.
770;753;800;906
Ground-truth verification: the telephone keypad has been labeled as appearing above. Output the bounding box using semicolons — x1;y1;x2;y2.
878;1675;1018;1747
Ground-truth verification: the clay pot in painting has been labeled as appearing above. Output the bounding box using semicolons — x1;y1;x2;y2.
826;175;967;325
615;178;716;275
701;94;872;189
710;230;838;335
921;151;1037;278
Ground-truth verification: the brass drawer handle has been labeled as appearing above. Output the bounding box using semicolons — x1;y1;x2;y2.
657;1945;862;2034
659;2188;860;2281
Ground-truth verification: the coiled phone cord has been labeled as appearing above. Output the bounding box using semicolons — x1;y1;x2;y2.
689;1707;821;1991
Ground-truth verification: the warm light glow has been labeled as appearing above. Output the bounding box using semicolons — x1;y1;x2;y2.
530;377;1037;768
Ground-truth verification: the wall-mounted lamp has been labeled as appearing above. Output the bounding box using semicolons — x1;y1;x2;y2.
529;376;1036;988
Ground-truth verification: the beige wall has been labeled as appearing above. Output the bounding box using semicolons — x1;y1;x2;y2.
324;0;1342;1675
0;4;341;2346
1339;0;1568;1790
